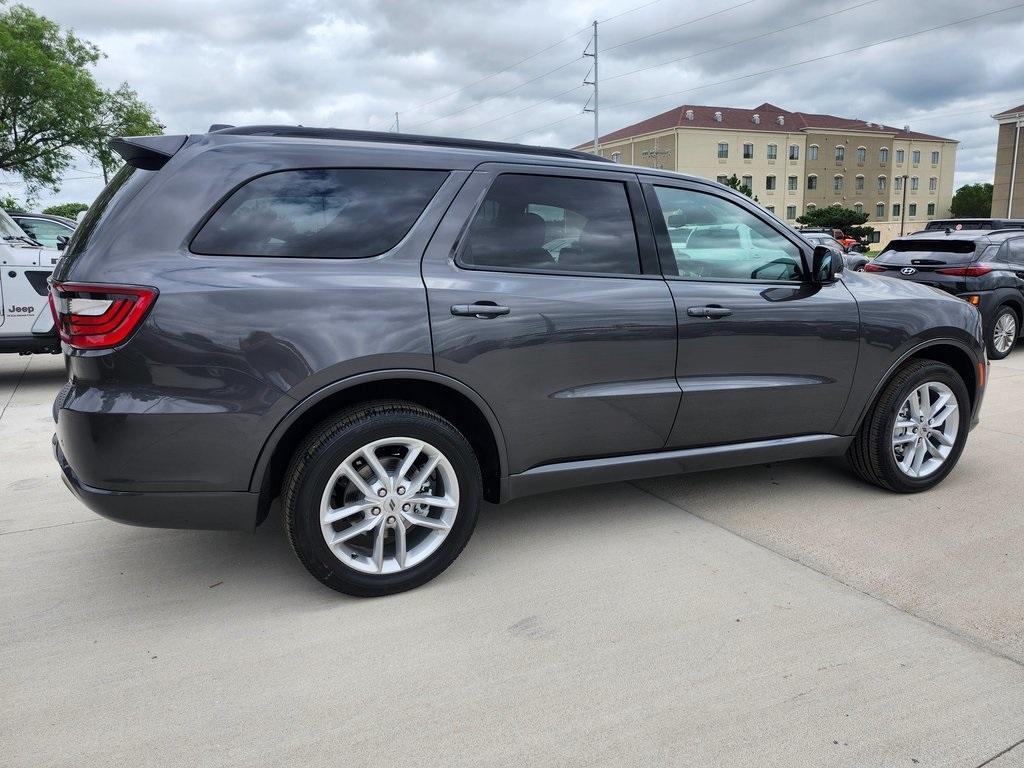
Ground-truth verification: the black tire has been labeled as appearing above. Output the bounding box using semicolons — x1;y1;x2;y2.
283;400;481;596
987;305;1018;360
847;359;970;493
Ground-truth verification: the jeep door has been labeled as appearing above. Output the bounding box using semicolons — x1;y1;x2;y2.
642;178;861;447
422;164;679;474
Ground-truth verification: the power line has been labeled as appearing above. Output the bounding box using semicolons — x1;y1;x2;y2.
602;0;757;53
604;0;883;82
461;85;588;135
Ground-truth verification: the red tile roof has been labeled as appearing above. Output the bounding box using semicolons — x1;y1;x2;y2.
574;102;956;147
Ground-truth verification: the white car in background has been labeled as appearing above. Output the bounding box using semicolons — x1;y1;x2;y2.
0;208;61;354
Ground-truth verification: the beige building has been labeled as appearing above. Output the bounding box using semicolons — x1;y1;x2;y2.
578;102;958;244
991;104;1024;217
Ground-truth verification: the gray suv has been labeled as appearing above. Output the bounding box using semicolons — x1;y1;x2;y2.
52;126;987;596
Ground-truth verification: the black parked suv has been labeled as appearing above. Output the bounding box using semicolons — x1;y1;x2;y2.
865;229;1024;359
51;127;987;596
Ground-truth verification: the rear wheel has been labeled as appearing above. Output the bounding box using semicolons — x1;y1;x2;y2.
847;359;970;492
283;401;481;596
988;305;1018;360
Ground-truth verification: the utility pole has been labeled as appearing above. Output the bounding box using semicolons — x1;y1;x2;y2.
583;20;598;154
391;112;400;133
900;173;909;236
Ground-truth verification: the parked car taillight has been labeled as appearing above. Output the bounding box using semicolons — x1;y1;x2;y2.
863;263;887;272
935;265;994;277
49;282;158;350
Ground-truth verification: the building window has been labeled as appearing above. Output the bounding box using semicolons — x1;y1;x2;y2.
910;176;919;191
929;176;938;192
878;176;887;192
786;205;796;219
871;231;881;243
742;175;753;190
879;147;889;164
896;149;905;164
909;203;917;217
894;176;903;192
808;144;818;161
766;205;775;213
927;202;936;215
835;145;845;162
931;150;940;165
875;203;885;218
767;144;778;160
833;175;843;192
856;147;867;163
806;204;817;213
789;144;800;160
718;142;729;159
788;175;798;191
854;203;864;214
855;175;864;191
893;203;901;217
743;143;754;159
912;150;920;165
611;152;621;163
765;175;777;191
807;174;818;190
717;175;728;185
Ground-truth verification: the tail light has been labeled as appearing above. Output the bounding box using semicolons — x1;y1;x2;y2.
936;265;993;277
863;263;887;272
49;282;158;350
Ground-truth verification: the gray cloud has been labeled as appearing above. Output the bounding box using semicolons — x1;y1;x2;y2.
12;0;1024;206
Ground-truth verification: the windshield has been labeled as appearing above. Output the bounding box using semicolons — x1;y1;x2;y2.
0;208;29;240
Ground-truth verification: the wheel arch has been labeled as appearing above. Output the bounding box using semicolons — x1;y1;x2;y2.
251;370;508;523
853;339;980;433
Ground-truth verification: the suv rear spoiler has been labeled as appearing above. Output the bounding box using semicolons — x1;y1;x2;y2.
109;134;187;170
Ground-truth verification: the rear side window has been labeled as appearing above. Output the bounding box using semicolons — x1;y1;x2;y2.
191;169;448;259
459;174;641;275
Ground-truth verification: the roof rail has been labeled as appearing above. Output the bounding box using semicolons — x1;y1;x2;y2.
208;125;609;163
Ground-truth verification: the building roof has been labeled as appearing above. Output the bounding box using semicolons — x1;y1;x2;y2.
576;102;957;147
994;103;1024;118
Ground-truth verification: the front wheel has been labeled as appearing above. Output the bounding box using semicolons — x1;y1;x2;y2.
847;360;970;493
988;306;1018;360
283;401;481;596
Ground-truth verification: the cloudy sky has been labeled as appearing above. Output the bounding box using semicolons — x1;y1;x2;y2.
11;0;1024;206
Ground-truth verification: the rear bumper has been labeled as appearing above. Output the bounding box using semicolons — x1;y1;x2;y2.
54;435;259;531
0;333;59;354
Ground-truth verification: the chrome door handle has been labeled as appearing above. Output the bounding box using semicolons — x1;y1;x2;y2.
687;306;732;318
451;303;510;318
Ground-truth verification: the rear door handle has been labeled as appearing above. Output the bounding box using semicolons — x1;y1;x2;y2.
451;303;510;318
686;305;732;318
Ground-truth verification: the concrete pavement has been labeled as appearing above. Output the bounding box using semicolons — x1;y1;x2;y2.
1;352;1023;767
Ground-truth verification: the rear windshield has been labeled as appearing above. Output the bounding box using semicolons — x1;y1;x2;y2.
876;238;979;266
191;168;449;259
63;165;153;261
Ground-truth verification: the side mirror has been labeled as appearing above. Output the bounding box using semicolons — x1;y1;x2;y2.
56;235;69;251
811;245;842;284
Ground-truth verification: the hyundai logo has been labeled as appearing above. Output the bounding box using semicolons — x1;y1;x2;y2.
901;267;917;275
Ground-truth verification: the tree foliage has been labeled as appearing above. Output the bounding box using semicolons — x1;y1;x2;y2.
1;191;26;211
723;173;753;198
0;5;161;193
950;183;993;218
796;204;874;241
42;201;88;218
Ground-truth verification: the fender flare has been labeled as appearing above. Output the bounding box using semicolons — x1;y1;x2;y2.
248;368;509;493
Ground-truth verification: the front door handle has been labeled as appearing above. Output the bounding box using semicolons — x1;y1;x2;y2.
451;303;510;318
687;305;732;318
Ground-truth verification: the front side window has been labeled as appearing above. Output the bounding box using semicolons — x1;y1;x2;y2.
743;143;754;159
13;218;70;249
460;174;640;275
718;142;729;159
808;145;819;161
191;168;448;258
767;144;778;160
653;186;803;282
789;144;800;160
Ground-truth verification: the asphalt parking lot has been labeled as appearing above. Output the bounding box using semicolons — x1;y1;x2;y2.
2;352;1023;767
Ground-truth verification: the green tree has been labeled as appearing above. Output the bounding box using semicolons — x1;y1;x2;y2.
0;5;104;192
1;191;27;211
43;201;88;218
796;204;874;241
950;183;993;218
723;173;752;198
88;83;163;183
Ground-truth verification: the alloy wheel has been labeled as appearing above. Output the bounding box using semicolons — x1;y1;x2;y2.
319;437;459;575
993;312;1017;356
891;381;959;479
